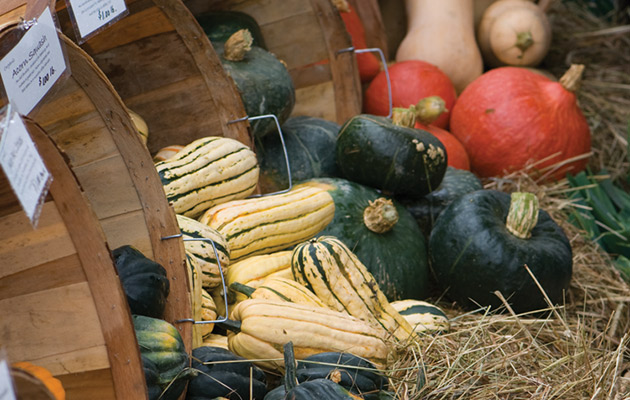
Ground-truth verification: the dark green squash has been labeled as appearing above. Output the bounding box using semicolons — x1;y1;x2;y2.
300;177;430;301
186;346;267;399
215;30;295;139
335;109;447;199
257;116;341;193
429;190;573;314
134;315;196;400
295;352;387;400
401;167;483;237
196;10;267;49
141;355;163;400
264;342;361;400
112;245;170;319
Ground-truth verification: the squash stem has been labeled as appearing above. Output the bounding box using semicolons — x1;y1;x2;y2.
515;31;534;54
559;64;585;92
216;319;242;333
229;282;255;298
506;192;539;239
283;342;299;391
414;96;447;126
363;198;399;233
224;29;253;61
391;107;417;128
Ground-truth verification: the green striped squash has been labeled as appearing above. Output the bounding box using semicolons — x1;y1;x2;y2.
390;300;450;333
177;214;230;289
199;185;335;261
156;136;259;218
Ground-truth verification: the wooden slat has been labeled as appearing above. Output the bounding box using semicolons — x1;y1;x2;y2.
293;81;337;122
57;368;116;400
99;209;153;256
347;0;389;59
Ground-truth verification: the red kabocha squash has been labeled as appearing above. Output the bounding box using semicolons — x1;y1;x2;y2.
413;96;471;171
334;0;381;83
363;60;457;129
450;64;591;180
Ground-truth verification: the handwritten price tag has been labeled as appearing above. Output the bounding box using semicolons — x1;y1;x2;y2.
0;108;52;226
66;0;128;41
0;8;67;115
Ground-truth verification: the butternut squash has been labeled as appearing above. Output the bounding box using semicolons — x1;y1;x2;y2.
477;0;551;67
395;0;483;93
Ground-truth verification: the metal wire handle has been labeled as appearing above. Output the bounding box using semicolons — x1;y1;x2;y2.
337;46;392;118
228;113;293;196
161;233;229;325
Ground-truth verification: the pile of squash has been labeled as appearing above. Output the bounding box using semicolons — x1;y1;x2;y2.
118;1;593;398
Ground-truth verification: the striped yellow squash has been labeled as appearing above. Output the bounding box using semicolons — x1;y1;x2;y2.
199;185;335;261
177;214;230;289
224;299;390;371
229;277;327;308
226;251;294;301
292;236;417;343
156;136;259;218
390;299;450;333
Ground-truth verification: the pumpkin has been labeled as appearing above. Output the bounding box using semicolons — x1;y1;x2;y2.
295;352;388;399
429;190;573;313
413;96;470;170
333;0;381;83
196;10;267;49
134;315;196;400
264;342;365;400
299;177;430;301
291;236;417;342
401;166;483;238
187;346;268;399
477;0;551;67
395;0;483;93
449;64;591;180
214;29;295;138
363;60;457;129
256;116;341;193
336;109;447;199
112;245;170;319
11;362;66;400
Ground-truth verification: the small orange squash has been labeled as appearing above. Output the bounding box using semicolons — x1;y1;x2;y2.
12;362;66;400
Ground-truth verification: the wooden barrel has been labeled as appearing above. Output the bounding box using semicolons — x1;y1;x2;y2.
0;118;146;399
184;0;363;124
53;0;253;155
0;17;192;351
348;0;389;60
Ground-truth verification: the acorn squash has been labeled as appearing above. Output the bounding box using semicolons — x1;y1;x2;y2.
299;177;430;301
429;190;573;313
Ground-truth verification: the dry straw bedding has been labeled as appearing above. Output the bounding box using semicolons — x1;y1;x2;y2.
387;2;630;399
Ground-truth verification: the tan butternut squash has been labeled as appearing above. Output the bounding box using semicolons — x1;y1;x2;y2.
395;0;483;93
477;0;551;67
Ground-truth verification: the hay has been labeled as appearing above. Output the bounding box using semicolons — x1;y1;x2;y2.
386;2;630;398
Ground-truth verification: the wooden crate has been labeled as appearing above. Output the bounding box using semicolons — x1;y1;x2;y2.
0;118;146;399
184;0;363;124
0;14;193;355
53;0;253;155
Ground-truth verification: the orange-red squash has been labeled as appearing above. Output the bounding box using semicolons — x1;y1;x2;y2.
449;64;591;180
363;60;457;129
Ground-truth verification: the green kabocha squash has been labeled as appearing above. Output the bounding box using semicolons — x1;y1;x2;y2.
429;190;573;314
215;29;295;139
186;346;268;400
112;245;170;319
298;177;429;301
134;315;196;400
336;107;447;199
257;116;341;193
196;10;267;49
264;342;363;400
401;166;483;237
295;352;387;400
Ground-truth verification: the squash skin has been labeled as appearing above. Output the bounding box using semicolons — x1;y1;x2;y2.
187;346;268;399
300;177;430;301
197;10;267;49
449;66;591;180
257;116;341;193
336;114;447;199
112;245;170;319
214;41;295;138
428;189;572;313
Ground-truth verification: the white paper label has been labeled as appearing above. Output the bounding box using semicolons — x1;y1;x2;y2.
0;8;67;115
67;0;128;39
0;109;52;225
0;359;16;400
